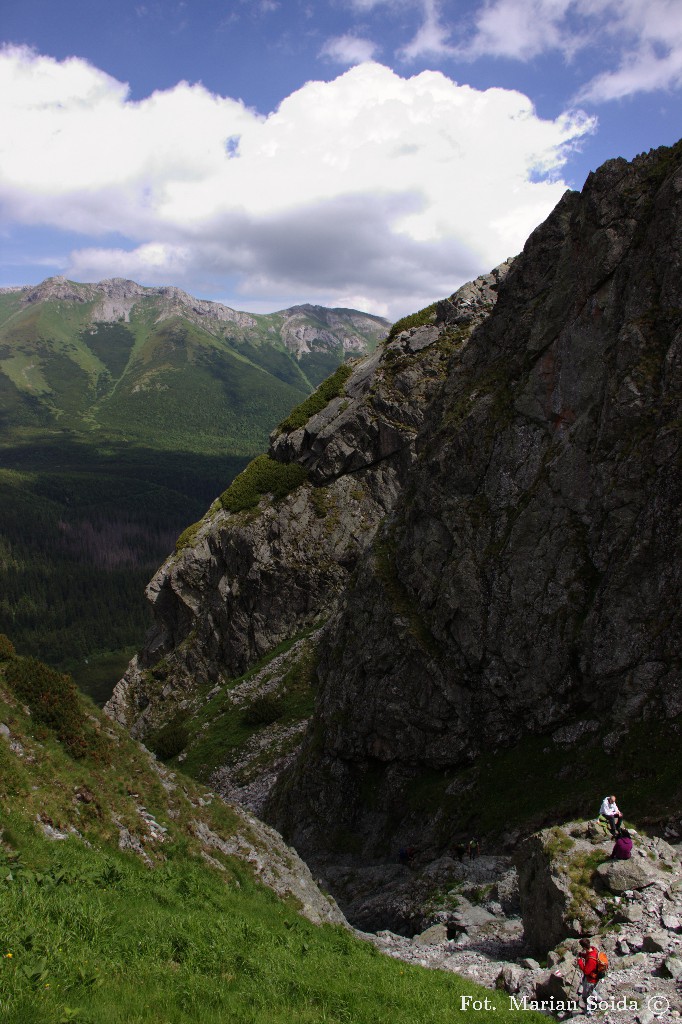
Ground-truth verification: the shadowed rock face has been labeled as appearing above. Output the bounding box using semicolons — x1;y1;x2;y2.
268;143;682;857
107;142;681;863
105;265;509;738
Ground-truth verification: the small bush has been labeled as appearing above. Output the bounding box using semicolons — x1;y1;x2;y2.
0;634;16;660
219;455;308;513
386;302;437;343
152;723;189;761
175;520;202;553
4;657;92;759
278;362;353;433
310;487;329;519
241;695;284;727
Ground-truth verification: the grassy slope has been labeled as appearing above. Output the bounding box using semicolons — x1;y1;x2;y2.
0;299;310;455
0;648;543;1024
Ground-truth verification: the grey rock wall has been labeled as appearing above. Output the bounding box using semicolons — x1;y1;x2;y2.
269;142;682;858
105;266;507;737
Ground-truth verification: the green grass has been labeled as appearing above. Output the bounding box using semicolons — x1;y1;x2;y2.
0;650;545;1024
277;363;353;434
219;455;308;513
0;833;545;1024
173;634;319;782
386;303;437;343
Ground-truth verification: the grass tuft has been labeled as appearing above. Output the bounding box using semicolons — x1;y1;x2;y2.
219;455;308;513
277;363;353;434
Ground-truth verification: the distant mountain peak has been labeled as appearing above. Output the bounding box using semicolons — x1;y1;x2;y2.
5;277;391;341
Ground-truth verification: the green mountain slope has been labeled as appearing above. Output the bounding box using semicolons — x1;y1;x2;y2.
0;278;389;696
0;279;389;452
0;643;543;1024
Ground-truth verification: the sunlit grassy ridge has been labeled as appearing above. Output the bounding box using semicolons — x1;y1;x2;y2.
0;645;545;1024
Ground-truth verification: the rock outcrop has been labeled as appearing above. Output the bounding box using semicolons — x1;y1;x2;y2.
513;822;682;1020
106;263;510;749
514;821;678;954
107;141;681;868
269;141;682;858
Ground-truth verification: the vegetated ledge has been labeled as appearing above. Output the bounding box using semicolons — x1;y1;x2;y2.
276;362;353;434
218;454;309;513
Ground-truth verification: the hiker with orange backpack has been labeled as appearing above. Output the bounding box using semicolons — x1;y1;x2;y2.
577;938;608;1016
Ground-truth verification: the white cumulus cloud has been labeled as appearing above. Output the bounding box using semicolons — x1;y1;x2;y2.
0;45;595;318
455;0;682;102
320;34;379;65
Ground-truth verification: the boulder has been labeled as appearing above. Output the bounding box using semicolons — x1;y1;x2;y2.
413;923;448;946
660;956;682;981
642;931;669;953
616;902;644;923
520;957;541;970
662;913;681;932
595;859;659;894
495;964;526;994
616;953;646;968
515;829;600;954
451;897;496;931
534;966;574;1005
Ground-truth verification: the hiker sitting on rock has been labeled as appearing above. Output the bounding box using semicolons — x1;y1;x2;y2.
577;938;602;1016
599;795;623;837
610;828;633;860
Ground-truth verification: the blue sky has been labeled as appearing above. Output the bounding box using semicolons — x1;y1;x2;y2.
1;0;681;318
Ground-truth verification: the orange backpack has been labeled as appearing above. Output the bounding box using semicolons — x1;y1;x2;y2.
596;950;609;976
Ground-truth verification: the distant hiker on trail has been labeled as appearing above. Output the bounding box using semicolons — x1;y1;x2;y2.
468;838;479;860
599;795;623;837
398;846;415;866
453;842;466;862
610;828;633;860
577;938;607;1016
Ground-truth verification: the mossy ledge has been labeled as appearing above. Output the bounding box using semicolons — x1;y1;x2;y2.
219;455;308;513
277;362;353;434
386;302;437;343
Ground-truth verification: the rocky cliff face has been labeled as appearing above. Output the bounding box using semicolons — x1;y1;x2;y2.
268;142;681;856
108;141;681;864
105;263;510;742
